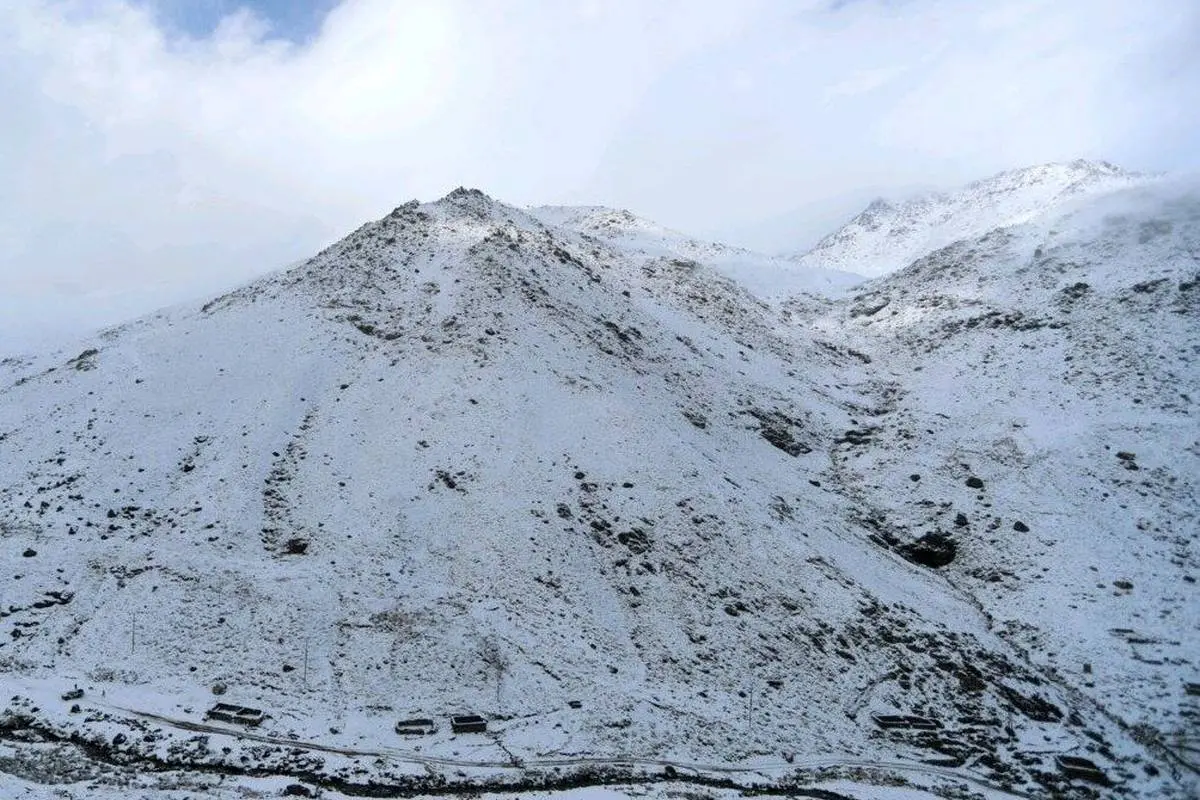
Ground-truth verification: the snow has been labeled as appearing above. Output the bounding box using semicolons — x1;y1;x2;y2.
530;204;866;300
794;160;1155;278
807;176;1199;790
1;174;1196;798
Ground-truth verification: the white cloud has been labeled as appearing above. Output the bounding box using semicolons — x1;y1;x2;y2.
822;66;908;102
0;0;1196;354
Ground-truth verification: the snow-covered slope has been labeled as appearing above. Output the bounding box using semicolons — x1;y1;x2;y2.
1;181;1196;799
794;160;1154;278
532;205;865;299
800;177;1200;791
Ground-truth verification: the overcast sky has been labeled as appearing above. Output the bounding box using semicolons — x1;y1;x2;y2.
2;0;1198;355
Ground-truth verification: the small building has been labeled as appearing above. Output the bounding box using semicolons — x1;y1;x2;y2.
871;713;940;731
394;717;437;736
206;703;266;727
1055;755;1109;785
61;688;84;701
450;714;488;733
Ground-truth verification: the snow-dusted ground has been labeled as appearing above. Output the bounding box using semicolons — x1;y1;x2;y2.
799;178;1200;792
0;768;1024;800
531;205;866;299
1;172;1196;798
793;160;1154;278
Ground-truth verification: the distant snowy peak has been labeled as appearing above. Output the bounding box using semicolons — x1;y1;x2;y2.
529;205;669;237
795;159;1154;278
530;204;865;300
529;204;744;260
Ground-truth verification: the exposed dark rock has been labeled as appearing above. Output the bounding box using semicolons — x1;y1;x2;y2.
940;310;1054;335
835;427;878;446
850;300;890;318
1012;520;1029;532
435;470;462;491
746;408;811;456
846;347;872;364
616;529;651;554
284;538;309;555
68;349;100;371
760;423;809;455
901;532;957;569
997;684;1063;722
1131;278;1168;294
965;476;984;489
1060;282;1091;302
956;662;987;693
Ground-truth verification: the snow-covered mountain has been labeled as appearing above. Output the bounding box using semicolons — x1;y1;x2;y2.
802;177;1200;791
794;160;1154;278
532;204;866;299
1;176;1196;800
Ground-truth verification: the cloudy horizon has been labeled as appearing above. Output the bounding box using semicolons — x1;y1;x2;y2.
2;0;1198;355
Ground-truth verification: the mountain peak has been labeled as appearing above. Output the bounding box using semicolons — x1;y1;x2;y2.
442;186;494;203
971;159;1139;191
795;159;1152;278
427;186;508;221
1068;157;1127;174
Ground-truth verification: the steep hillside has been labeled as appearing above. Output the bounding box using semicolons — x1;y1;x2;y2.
794;161;1152;278
799;177;1200;790
0;183;1194;799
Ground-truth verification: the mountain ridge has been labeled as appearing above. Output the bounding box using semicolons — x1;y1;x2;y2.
0;169;1196;799
793;159;1156;279
528;203;866;300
